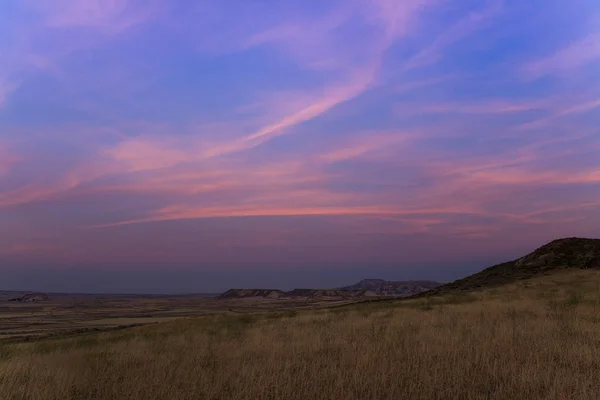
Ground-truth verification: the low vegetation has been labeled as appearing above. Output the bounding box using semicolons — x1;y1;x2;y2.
2;269;600;400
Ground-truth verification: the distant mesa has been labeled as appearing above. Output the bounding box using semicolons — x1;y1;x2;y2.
422;237;600;296
339;279;440;296
8;292;49;303
219;289;285;299
284;289;375;298
218;280;440;299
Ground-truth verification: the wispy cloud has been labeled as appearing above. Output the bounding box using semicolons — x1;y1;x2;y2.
105;138;198;172
319;131;414;163
28;0;158;33
0;161;113;208
232;69;379;152
516;98;600;130
0;145;20;176
523;32;600;79
420;98;550;114
92;203;481;228
395;75;459;93
403;0;503;71
102;0;435;164
0;0;158;108
0;80;17;109
223;0;434;152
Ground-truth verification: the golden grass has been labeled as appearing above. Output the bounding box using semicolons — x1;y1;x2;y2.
2;270;600;399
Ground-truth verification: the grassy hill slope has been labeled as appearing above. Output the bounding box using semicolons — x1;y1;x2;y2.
422;237;600;296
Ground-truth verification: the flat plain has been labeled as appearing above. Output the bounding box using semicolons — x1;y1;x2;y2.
0;291;359;341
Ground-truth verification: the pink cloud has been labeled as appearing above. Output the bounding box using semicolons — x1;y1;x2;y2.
92;204;476;228
395;75;459;93
523;32;600;79
243;10;353;71
84;0;440;179
0;80;18;109
463;168;600;186
4;114;596;241
29;0;158;34
516;98;600;130
319;131;414;163
105;138;199;172
91;159;326;199
102;68;391;166
403;0;503;71
0;243;66;257
247;0;433;69
368;0;436;42
0;145;20;176
0;158;116;208
99;129;417;202
87;117;599;231
422;132;600;189
192;0;443;157
420;99;551;114
238;70;379;149
0;0;159;109
227;1;436;152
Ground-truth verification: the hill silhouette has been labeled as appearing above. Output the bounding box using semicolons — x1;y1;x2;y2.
423;237;600;296
220;288;376;299
339;279;440;296
8;292;49;302
219;280;439;299
219;289;284;299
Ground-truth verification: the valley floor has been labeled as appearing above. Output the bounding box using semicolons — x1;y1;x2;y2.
2;269;600;399
0;293;357;341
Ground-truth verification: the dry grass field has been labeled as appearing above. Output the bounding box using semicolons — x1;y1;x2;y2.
2;269;600;399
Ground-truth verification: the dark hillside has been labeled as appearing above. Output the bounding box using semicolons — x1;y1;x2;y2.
423;237;600;296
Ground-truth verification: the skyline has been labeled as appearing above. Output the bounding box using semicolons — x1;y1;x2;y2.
1;0;599;293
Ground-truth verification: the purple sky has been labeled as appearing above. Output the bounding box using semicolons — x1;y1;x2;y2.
1;0;599;293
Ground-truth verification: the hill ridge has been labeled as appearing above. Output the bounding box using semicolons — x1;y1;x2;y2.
339;279;440;295
422;237;600;296
219;279;440;299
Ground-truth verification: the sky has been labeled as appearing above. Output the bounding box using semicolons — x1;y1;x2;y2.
1;0;599;293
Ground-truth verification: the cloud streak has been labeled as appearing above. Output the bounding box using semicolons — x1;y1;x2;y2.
0;145;20;176
403;0;503;71
523;32;600;79
29;0;158;33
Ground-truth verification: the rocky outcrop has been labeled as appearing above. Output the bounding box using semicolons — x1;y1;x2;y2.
219;289;284;299
220;288;373;299
285;289;367;298
339;279;440;297
8;292;49;302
